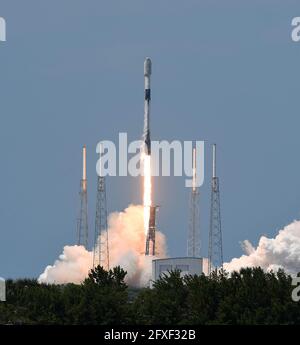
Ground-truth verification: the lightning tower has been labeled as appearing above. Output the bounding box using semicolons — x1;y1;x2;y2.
187;147;201;257
208;144;223;274
93;145;110;270
77;145;89;249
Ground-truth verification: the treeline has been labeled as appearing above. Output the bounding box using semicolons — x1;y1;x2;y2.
0;266;299;325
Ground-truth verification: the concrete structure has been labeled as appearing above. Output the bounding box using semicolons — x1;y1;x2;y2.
152;257;209;283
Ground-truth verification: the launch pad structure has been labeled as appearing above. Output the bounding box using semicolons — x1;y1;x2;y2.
208;144;223;274
187;147;201;258
93;145;110;271
73;58;223;281
145;206;158;256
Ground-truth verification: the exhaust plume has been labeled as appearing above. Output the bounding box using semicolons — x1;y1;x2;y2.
39;205;167;286
224;220;300;275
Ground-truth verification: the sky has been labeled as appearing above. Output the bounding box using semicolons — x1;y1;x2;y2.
0;0;300;279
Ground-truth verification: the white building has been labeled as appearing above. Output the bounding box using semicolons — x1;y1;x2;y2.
151;257;209;284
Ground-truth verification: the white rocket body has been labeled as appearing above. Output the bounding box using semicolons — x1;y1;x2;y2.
144;58;152;155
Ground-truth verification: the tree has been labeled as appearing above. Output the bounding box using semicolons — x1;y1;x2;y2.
75;265;129;325
132;270;188;324
1;267;300;325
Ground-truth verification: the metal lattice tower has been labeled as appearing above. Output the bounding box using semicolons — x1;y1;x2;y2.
93;145;109;270
187;148;201;257
208;144;223;274
77;145;89;249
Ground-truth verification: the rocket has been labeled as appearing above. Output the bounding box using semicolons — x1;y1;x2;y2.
144;57;152;155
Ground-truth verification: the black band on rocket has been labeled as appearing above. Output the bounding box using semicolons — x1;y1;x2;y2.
145;89;151;101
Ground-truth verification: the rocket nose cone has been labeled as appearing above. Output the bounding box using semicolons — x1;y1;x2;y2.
144;57;152;76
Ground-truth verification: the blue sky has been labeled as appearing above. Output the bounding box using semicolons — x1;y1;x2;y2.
0;0;300;278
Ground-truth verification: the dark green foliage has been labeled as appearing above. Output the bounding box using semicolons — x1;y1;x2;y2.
132;270;188;324
131;267;300;325
0;267;300;325
75;266;129;325
84;265;127;290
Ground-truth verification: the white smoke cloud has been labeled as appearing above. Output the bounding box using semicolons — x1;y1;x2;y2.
224;220;300;275
38;205;167;287
38;245;92;285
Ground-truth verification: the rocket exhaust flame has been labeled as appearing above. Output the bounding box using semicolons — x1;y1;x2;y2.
143;153;152;235
143;57;156;255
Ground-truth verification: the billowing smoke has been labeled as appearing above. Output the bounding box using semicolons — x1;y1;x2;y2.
38;205;167;287
224;220;300;275
38;245;92;285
